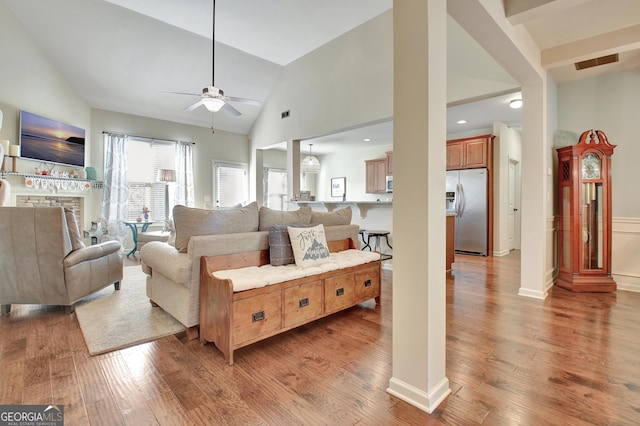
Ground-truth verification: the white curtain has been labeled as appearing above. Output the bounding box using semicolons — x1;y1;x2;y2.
174;142;195;210
100;133;128;245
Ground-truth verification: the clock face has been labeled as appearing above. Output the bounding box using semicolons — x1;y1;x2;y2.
582;153;601;179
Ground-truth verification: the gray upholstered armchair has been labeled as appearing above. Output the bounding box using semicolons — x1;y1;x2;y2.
0;207;124;314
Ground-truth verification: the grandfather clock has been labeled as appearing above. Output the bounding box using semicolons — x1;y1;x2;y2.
556;129;616;292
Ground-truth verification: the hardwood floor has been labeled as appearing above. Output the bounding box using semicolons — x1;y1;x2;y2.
1;251;639;425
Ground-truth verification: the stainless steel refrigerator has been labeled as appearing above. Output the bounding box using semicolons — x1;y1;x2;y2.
446;168;488;255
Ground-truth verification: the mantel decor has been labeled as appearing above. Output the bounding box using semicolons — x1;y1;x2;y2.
0;172;91;192
556;129;616;292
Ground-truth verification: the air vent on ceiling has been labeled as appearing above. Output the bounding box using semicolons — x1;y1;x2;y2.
575;54;619;70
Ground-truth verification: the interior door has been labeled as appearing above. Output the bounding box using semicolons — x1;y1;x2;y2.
508;158;521;250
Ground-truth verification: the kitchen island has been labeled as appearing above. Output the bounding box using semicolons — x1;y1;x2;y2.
446;212;456;271
290;200;392;219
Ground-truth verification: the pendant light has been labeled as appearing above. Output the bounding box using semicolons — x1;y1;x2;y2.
300;144;321;174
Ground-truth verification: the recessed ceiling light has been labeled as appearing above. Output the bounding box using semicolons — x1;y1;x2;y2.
363;138;371;142
509;99;523;109
457;120;467;124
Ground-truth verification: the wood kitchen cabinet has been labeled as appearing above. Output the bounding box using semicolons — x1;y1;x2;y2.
446;135;492;170
385;151;393;175
365;158;388;193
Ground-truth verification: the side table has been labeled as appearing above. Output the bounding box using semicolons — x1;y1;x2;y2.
124;220;153;257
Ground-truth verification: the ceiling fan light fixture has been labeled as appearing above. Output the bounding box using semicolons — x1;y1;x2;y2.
203;98;225;112
300;144;321;174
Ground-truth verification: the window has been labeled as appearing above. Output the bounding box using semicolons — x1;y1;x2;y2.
126;138;176;221
264;168;288;210
213;161;248;208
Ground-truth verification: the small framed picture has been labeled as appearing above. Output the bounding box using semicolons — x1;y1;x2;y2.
331;177;346;198
299;191;311;201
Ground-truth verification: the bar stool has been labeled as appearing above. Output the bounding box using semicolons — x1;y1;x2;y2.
359;229;371;250
364;230;393;260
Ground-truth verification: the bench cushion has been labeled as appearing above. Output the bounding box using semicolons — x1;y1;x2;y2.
211;249;380;292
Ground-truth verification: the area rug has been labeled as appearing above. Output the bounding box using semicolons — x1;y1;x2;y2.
75;265;183;356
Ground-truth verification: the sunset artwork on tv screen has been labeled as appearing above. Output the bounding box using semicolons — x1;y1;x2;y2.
19;110;85;167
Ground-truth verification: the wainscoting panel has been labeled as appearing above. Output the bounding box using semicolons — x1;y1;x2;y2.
546;216;558;292
612;217;640;292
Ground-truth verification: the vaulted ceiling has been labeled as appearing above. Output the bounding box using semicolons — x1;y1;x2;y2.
4;0;640;146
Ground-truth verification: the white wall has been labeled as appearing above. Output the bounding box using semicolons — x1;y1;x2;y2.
557;70;640;291
261;149;287;169
249;11;393;150
558;70;640;218
0;1;91;169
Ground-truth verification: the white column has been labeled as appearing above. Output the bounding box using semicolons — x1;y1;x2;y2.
287;140;301;208
387;0;450;413
254;148;264;206
518;82;549;299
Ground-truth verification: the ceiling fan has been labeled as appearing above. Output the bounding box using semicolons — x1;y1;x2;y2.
164;0;260;116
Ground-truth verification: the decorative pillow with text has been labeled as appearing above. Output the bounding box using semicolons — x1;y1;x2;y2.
287;224;331;267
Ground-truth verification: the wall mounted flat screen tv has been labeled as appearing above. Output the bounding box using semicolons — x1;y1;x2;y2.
19;110;85;167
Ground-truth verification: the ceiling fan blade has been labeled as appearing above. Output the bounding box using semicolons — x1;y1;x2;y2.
222;102;242;117
162;91;201;97
184;99;205;112
226;96;261;107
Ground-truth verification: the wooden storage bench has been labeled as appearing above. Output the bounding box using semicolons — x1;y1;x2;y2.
199;238;382;365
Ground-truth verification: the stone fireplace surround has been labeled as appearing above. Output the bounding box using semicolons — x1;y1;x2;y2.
14;194;85;235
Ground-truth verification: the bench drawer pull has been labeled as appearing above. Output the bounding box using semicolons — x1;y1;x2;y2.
299;297;309;308
364;279;372;287
252;311;265;322
336;288;345;297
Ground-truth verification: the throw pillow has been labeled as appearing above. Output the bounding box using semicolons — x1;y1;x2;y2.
310;206;352;226
268;224;314;266
173;202;259;253
164;217;176;247
259;206;312;231
64;207;86;251
287;224;331;267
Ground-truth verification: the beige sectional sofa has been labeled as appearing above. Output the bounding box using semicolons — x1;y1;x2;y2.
140;202;358;337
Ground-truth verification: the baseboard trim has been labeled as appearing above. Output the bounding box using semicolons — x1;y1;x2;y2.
518;287;547;299
387;376;451;414
614;273;640;293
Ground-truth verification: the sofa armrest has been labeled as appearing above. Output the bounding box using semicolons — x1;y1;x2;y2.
140;241;192;285
63;241;122;267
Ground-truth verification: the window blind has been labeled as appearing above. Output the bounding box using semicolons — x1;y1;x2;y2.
126;138;176;221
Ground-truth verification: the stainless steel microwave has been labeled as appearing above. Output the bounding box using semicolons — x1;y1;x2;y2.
386;175;393;192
